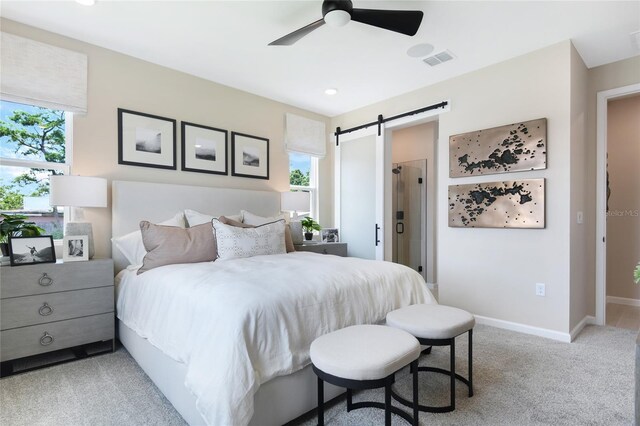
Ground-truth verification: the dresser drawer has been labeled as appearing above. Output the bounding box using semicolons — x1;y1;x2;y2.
0;259;113;299
295;243;347;257
1;286;114;331
0;313;114;362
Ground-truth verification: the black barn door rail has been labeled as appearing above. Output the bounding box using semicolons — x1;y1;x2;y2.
334;101;448;146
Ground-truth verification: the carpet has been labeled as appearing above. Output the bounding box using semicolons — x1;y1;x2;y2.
0;324;636;426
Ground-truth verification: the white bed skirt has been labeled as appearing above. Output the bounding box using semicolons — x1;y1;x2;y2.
118;320;344;425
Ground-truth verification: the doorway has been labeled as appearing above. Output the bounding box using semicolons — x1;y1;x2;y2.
603;93;640;329
595;83;640;326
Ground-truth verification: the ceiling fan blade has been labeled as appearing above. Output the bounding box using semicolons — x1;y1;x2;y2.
269;19;325;46
350;8;423;36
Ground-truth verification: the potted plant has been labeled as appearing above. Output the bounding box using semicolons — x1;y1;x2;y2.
300;217;321;241
635;261;640;284
0;214;45;256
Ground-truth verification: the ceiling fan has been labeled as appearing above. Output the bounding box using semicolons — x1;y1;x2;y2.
269;0;424;46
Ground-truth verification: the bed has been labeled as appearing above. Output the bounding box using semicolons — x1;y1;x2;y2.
111;180;436;426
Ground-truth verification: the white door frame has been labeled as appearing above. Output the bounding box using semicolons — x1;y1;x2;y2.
334;101;451;262
595;83;640;325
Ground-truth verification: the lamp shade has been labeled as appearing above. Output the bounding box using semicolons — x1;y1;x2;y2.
281;191;310;212
49;175;107;207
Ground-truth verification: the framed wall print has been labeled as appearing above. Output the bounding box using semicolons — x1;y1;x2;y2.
231;132;269;180
8;235;56;266
118;108;177;170
63;235;89;262
181;121;228;175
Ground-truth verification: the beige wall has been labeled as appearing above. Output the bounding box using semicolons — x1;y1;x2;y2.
1;19;333;259
333;42;574;333
569;44;590;330
606;95;640;300
391;122;437;283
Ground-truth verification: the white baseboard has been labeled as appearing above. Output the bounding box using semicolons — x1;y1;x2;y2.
569;315;596;342
607;296;640;307
474;315;572;343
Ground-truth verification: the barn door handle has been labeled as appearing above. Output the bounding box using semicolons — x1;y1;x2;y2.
375;224;381;246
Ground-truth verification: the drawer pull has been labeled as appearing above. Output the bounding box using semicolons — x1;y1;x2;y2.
38;273;53;287
40;332;54;346
38;302;54;316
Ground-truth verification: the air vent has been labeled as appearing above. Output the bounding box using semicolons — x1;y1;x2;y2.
423;50;455;67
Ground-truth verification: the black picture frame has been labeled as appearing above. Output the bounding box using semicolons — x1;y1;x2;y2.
118;108;177;170
231;131;269;180
181;121;228;175
8;235;56;267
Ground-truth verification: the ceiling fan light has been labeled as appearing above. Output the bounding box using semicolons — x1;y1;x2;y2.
325;88;338;95
324;10;351;27
75;0;96;5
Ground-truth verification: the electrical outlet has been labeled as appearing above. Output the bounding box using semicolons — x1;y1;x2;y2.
535;283;545;297
577;211;584;224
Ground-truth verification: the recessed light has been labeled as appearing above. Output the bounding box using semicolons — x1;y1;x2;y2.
75;0;96;6
324;88;338;96
407;43;434;58
194;144;202;148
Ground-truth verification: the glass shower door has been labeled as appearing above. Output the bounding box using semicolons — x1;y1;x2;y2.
392;161;423;272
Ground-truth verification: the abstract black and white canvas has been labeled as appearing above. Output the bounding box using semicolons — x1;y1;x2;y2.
231;132;269;180
448;179;545;228
181;122;228;175
118;108;176;170
449;118;546;177
8;235;56;266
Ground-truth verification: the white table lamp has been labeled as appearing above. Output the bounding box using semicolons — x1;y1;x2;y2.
281;191;310;220
50;175;107;259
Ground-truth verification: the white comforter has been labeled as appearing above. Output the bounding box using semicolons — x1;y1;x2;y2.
116;252;435;426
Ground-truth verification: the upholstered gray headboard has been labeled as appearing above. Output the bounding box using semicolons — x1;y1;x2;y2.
111;180;281;273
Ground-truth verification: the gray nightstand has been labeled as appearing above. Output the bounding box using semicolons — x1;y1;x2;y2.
294;242;347;257
0;258;114;376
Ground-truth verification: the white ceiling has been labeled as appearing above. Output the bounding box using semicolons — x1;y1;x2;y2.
2;1;639;117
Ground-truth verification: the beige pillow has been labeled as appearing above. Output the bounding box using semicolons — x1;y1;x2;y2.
138;221;217;274
219;215;295;253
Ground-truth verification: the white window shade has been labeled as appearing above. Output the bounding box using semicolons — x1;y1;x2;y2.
285;113;326;158
1;32;88;113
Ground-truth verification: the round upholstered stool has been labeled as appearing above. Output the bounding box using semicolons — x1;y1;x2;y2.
310;325;421;426
386;304;475;413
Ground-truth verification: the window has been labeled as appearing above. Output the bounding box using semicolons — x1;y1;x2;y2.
0;100;70;239
289;152;318;219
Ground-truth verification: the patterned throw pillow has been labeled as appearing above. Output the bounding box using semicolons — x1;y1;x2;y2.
212;219;286;260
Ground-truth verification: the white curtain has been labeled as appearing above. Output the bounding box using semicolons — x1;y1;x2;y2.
0;32;88;113
285;113;326;158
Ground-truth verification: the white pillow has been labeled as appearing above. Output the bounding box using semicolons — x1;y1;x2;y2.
112;212;185;266
185;209;241;227
212;219;286;260
241;210;288;226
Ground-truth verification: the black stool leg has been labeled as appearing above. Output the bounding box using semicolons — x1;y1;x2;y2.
385;381;392;426
412;360;419;426
317;377;324;426
468;329;474;397
347;388;353;411
450;337;456;411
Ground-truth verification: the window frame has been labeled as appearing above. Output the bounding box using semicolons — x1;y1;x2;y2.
289;154;319;221
0;107;73;240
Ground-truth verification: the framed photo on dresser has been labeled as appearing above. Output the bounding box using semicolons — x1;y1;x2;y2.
8;236;56;266
63;235;89;262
